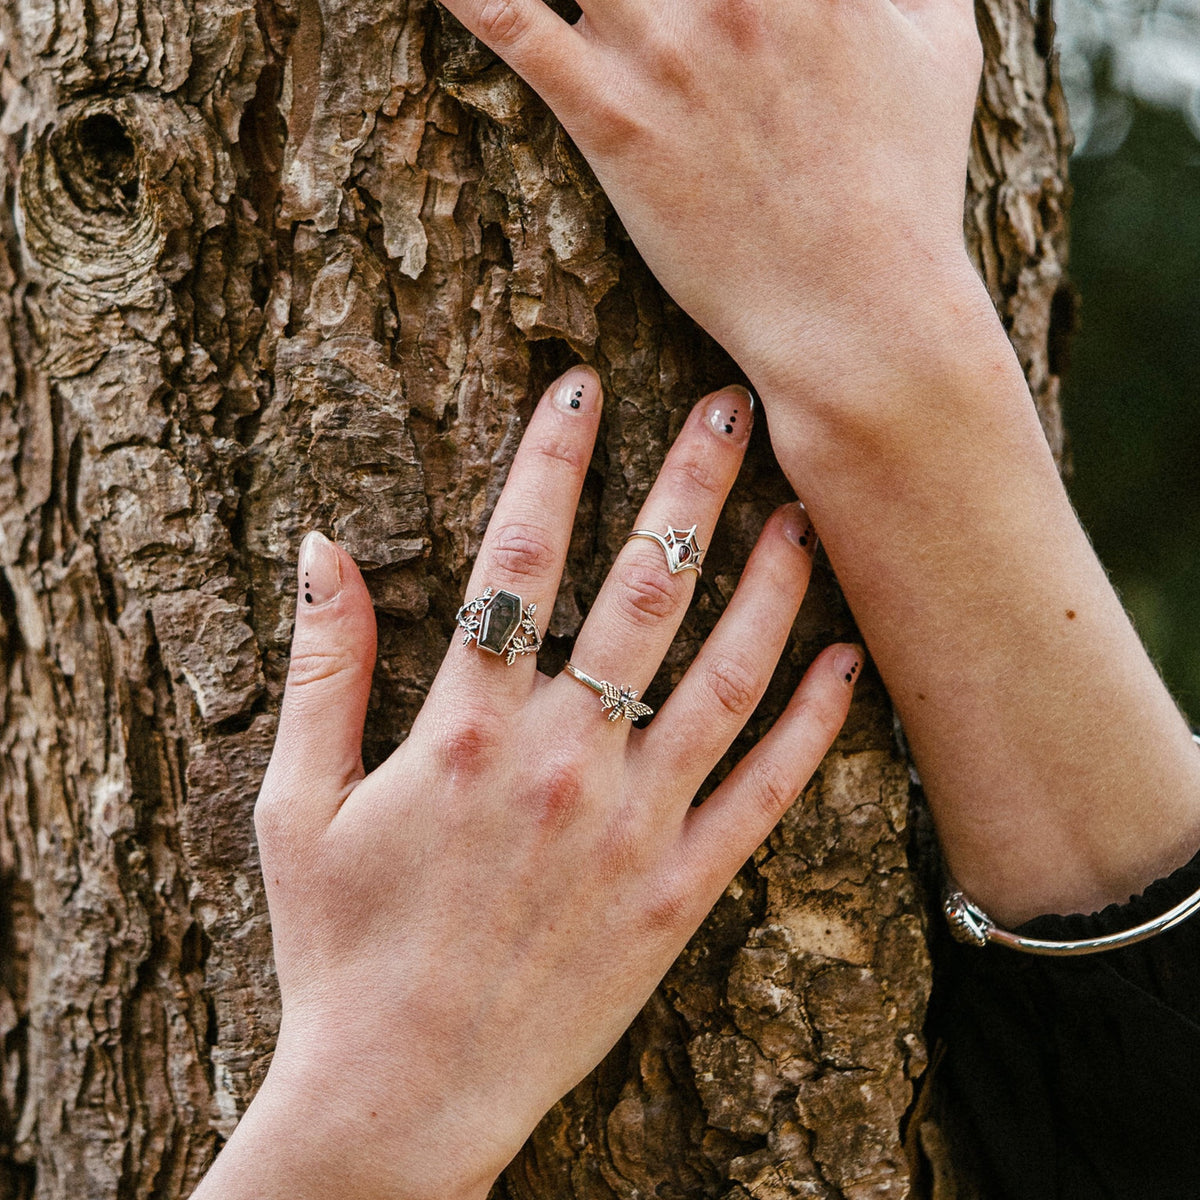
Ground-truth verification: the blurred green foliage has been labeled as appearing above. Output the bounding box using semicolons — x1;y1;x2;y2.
1062;101;1200;722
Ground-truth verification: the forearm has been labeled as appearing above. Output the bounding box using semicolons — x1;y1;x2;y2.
754;267;1200;924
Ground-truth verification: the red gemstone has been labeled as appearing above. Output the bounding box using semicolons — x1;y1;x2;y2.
678;545;690;561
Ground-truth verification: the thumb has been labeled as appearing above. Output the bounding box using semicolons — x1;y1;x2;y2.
259;531;378;830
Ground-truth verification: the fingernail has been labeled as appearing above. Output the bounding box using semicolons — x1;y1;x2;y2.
552;367;600;415
834;645;864;686
299;531;342;607
705;386;753;445
782;501;818;554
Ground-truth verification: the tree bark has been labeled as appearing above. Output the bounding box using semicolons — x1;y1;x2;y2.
0;0;1070;1196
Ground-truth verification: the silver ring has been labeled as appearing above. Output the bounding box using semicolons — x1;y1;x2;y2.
625;525;704;576
563;662;653;723
456;587;542;665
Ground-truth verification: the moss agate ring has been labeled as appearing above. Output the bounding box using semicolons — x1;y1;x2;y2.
456;587;543;665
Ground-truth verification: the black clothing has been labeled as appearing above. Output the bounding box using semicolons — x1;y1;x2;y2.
933;848;1200;1200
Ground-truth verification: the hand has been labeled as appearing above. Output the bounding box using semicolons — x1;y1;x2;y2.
434;0;1200;932
436;0;983;389
195;367;860;1199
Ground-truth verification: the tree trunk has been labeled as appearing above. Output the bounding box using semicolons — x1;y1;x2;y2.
0;0;1069;1195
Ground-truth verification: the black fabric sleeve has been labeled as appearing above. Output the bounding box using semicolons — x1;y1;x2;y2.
930;845;1200;1200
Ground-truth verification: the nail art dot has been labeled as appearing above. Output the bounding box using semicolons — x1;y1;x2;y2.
305;593;313;604
570;389;582;410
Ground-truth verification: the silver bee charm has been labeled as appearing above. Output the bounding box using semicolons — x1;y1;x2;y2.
563;662;654;724
599;680;653;723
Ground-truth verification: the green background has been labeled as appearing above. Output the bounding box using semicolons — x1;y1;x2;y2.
1062;100;1200;723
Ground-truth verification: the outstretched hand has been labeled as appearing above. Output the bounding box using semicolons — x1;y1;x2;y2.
437;0;983;392
195;368;859;1200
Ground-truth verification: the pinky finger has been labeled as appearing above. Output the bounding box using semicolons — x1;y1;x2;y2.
678;643;863;898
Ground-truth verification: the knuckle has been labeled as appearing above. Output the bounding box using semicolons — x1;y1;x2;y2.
702;655;763;720
489;522;558;584
795;689;849;744
642;24;695;94
640;871;694;936
477;0;531;45
709;0;767;49
613;558;685;628
664;446;726;501
287;647;358;690
253;791;282;844
533;434;591;474
746;755;802;823
524;760;589;833
253;787;296;852
437;716;504;778
579;95;646;156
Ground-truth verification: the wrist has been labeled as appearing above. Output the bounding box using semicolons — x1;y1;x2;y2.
739;252;1006;433
745;260;1039;484
192;1041;496;1200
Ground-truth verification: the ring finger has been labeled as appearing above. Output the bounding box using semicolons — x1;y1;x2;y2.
563;385;753;717
635;501;820;804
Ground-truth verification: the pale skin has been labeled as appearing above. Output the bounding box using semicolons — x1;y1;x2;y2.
194;375;859;1200
194;0;1200;1192
423;0;1200;920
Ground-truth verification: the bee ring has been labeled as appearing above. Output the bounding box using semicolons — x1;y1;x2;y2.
456;587;543;665
563;662;654;724
625;524;704;576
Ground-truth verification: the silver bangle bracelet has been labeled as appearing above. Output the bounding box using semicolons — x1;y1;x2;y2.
944;733;1200;956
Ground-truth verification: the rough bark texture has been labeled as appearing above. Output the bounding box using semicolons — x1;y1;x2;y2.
0;0;1069;1195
